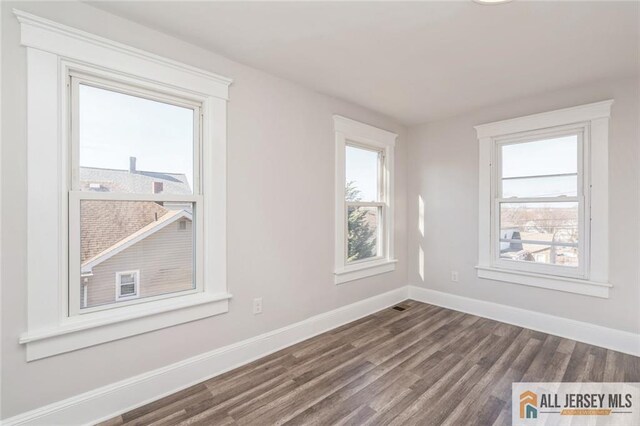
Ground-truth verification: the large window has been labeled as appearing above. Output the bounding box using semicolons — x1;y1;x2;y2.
497;132;582;276
19;12;231;360
70;76;201;315
334;116;397;284
475;101;612;298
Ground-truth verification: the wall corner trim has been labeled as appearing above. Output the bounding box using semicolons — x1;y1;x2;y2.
1;286;408;425
408;285;640;357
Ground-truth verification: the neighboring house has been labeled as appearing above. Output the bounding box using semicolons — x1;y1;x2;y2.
79;158;194;308
500;229;552;262
80;157;191;195
500;229;578;265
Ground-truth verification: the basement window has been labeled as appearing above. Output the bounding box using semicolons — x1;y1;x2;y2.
333;116;397;284
475;101;613;298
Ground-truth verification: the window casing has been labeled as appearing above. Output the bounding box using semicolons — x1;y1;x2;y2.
334;116;397;284
18;10;231;360
475;101;613;298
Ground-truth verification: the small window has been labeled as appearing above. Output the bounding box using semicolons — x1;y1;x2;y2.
153;181;164;194
346;145;384;263
334;116;396;284
116;271;139;301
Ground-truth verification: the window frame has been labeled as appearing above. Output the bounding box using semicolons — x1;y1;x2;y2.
345;142;386;265
115;270;140;301
17;10;232;361
333;115;397;284
68;72;205;316
492;125;586;279
475;100;613;298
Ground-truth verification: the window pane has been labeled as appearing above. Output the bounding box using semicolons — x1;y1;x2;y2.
347;206;379;262
501;135;577;178
500;243;578;267
500;202;578;265
346;145;380;202
78;84;194;194
120;274;135;285
80;200;194;309
502;174;577;198
120;283;136;296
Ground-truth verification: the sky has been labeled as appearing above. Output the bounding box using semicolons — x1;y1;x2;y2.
346;145;379;201
501;135;578;198
79;83;577;203
79;84;195;188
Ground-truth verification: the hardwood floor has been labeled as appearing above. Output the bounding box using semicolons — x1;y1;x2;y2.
100;300;640;426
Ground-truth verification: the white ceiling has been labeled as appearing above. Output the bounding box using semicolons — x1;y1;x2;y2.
90;1;639;125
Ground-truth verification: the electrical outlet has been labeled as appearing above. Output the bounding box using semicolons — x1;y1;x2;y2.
253;298;263;314
451;271;459;282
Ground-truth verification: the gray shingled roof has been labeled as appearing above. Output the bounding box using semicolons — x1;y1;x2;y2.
80;166;191;194
81;200;171;263
79;163;192;264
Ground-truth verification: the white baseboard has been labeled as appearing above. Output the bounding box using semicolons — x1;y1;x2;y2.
408;285;640;357
5;285;638;425
2;286;408;426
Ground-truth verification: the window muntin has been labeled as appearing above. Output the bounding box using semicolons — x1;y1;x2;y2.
345;144;385;264
69;73;203;315
494;131;584;276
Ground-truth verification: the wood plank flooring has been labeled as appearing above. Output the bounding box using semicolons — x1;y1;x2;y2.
100;300;640;426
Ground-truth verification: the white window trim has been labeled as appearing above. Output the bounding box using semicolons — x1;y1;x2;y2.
333;115;397;284
475;100;613;298
16;9;232;361
115;270;140;301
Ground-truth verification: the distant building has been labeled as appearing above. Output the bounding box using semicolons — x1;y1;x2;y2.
80;156;191;195
500;229;552;263
79;158;194;308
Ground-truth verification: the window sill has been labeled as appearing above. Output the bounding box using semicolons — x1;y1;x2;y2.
335;259;397;284
476;266;610;298
20;292;232;361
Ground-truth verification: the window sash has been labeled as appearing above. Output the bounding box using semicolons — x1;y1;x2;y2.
345;202;385;264
345;142;385;203
68;73;205;316
491;128;587;278
69;73;203;195
344;143;386;265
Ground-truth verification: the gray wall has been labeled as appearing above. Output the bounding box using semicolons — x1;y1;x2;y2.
0;1;408;417
408;76;640;334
